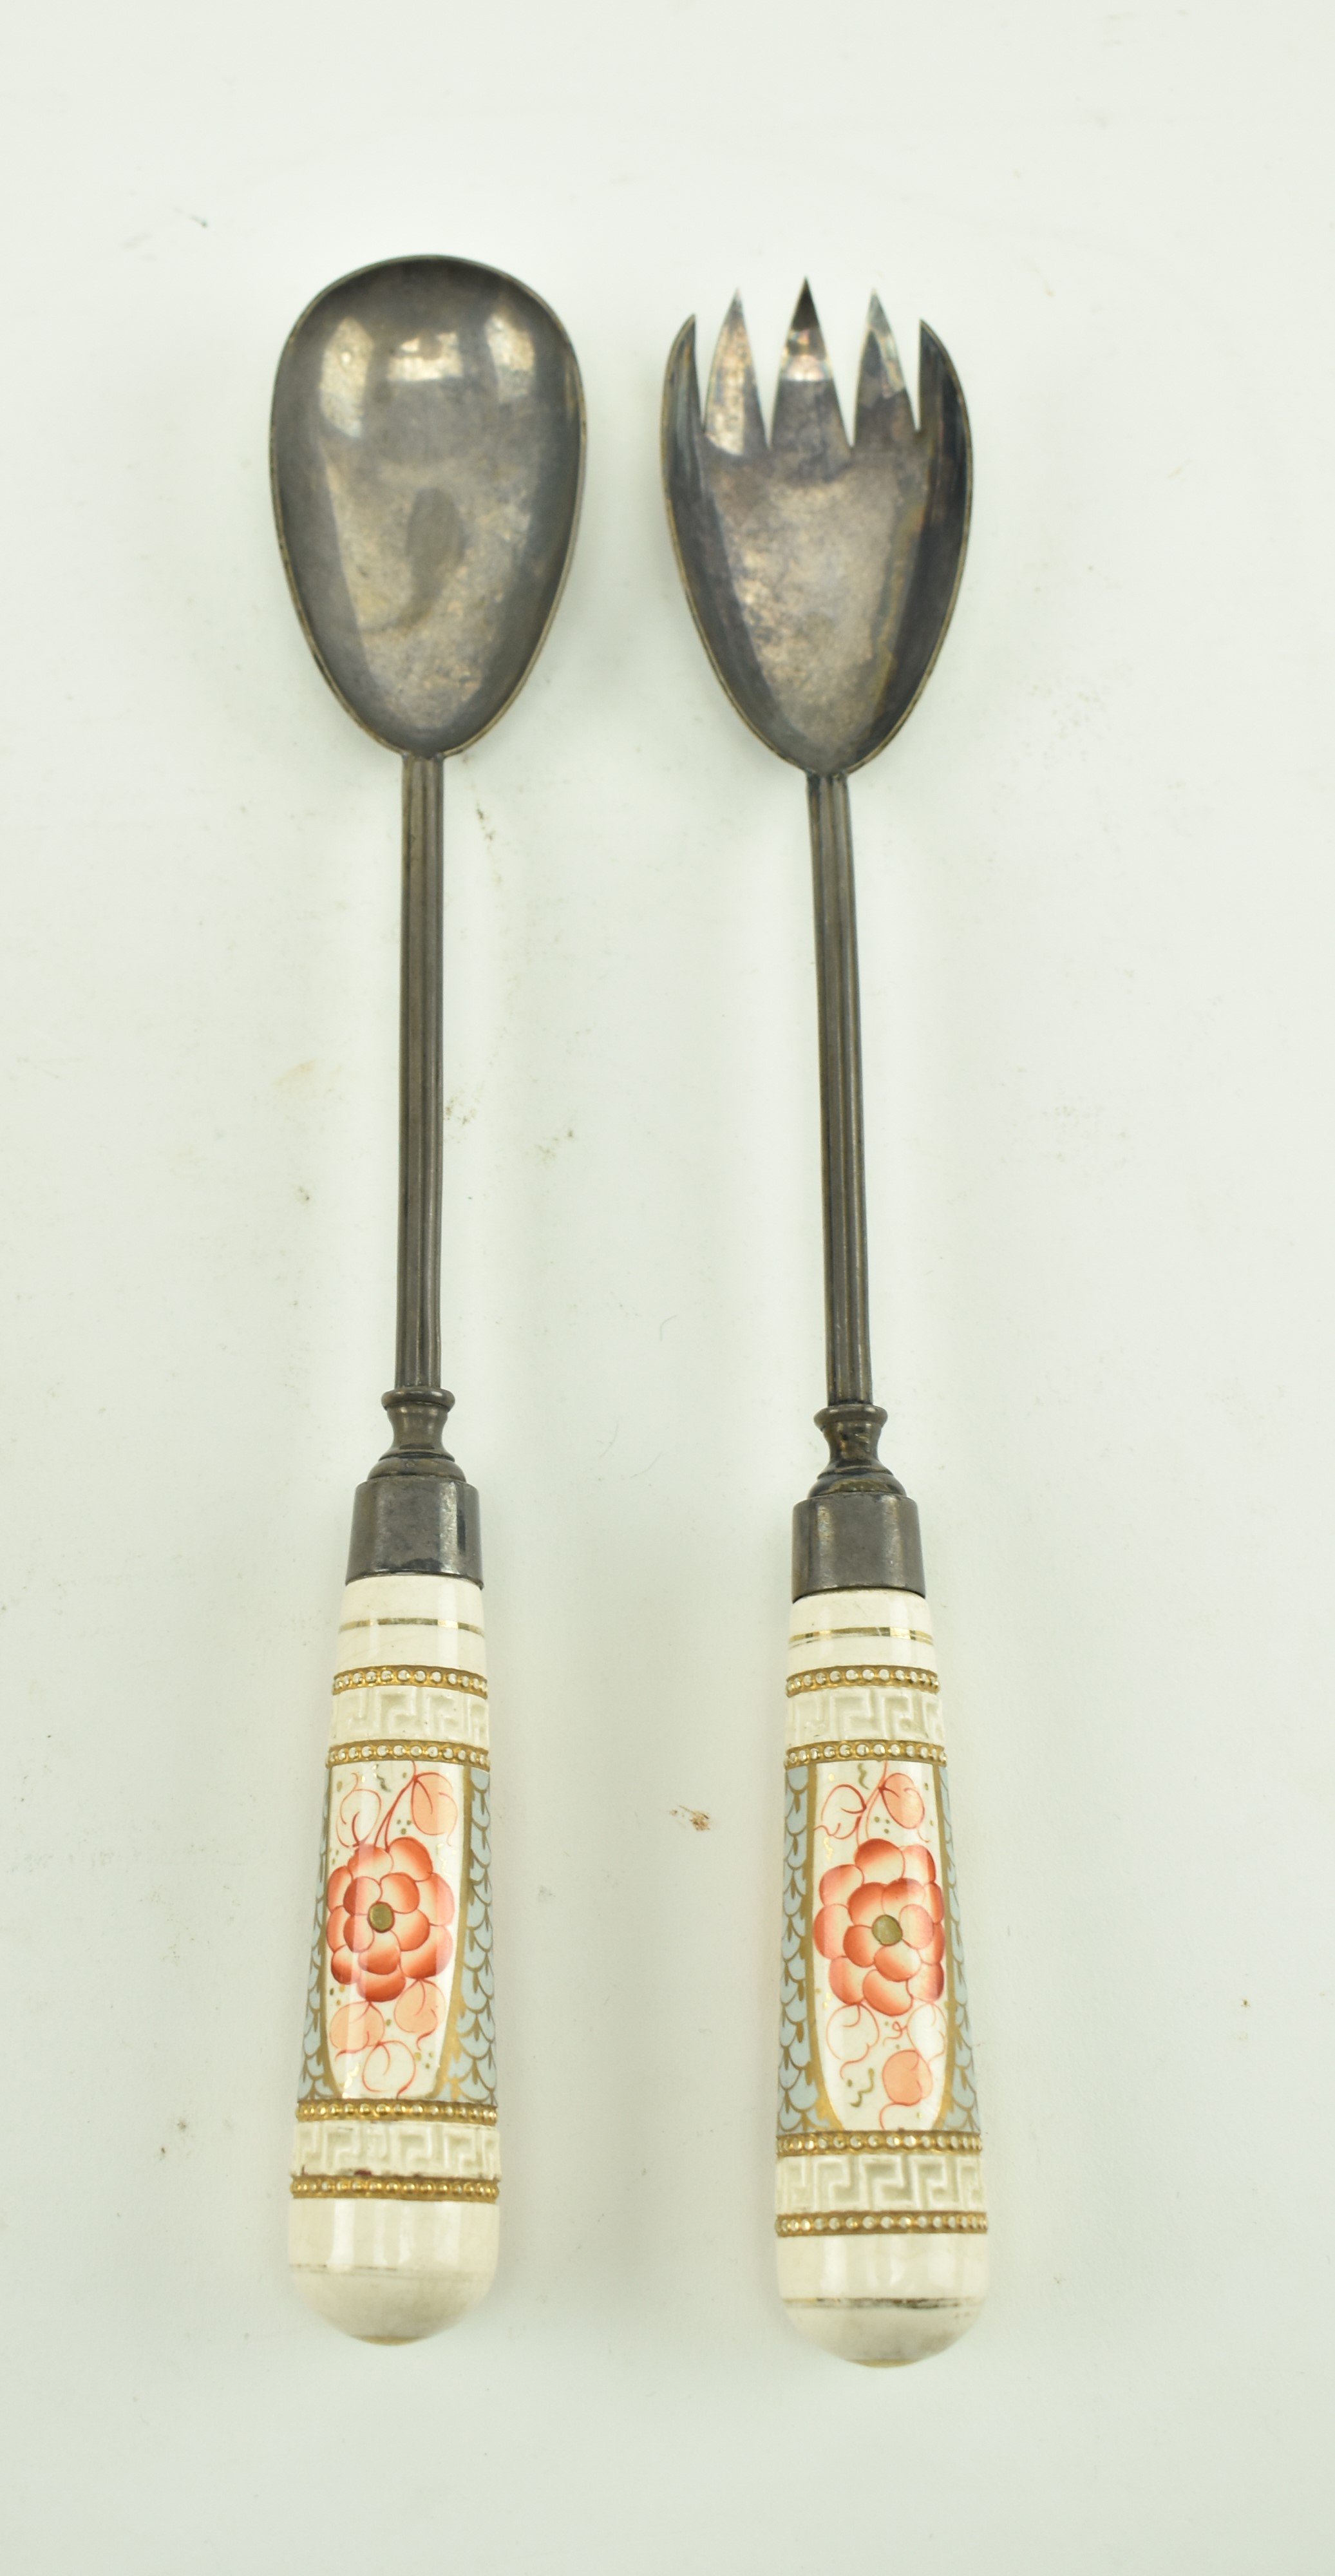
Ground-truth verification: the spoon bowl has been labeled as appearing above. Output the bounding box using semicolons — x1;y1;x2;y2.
272;254;584;757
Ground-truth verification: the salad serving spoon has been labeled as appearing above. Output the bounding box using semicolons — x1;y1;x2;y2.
272;254;583;2342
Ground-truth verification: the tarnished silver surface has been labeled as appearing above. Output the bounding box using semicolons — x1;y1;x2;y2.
272;257;585;1579
661;285;970;1592
662;285;969;777
272;255;585;759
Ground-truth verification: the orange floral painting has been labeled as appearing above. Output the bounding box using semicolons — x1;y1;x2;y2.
320;1760;464;2101
810;1759;951;2127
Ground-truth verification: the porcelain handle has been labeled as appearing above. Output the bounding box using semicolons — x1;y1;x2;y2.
289;1571;499;2343
775;1584;988;2365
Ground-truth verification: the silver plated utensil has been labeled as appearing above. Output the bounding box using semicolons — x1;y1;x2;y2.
273;255;583;2342
663;285;987;2366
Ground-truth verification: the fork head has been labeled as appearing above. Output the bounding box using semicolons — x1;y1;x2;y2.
662;285;970;777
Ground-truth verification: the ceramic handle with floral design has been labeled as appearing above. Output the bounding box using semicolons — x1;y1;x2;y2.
290;1570;498;2343
776;1566;987;2367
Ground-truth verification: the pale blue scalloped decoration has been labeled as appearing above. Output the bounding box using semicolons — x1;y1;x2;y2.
444;1766;497;2105
938;1773;982;2132
297;1795;334;2104
777;1765;820;2131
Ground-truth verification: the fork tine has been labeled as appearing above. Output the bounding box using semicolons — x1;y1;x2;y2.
771;282;848;471
705;294;767;457
856;294;915;447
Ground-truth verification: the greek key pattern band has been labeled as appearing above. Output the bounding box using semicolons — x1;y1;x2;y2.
333;1664;488;1698
784;1737;945;1770
295;2099;498;2124
777;2128;980;2156
777;2211;986;2238
786;1663;938;1697
290;2174;499;2204
325;1738;491;1770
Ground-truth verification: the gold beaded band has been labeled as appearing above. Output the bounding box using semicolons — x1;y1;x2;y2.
784;1737;945;1770
334;1665;488;1698
777;2210;986;2237
296;2099;497;2125
290;2174;499;2203
327;1738;489;1770
786;1664;938;1697
777;2129;981;2156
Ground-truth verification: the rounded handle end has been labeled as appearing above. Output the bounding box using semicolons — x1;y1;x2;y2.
779;2231;987;2367
290;2197;498;2344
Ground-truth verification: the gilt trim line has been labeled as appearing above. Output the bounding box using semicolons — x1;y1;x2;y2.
776;2128;980;2155
786;1663;938;1697
784;1738;945;1769
290;2174;498;2202
327;1738;490;1770
333;1664;488;1698
777;2210;986;2236
790;1625;934;1647
296;2099;498;2123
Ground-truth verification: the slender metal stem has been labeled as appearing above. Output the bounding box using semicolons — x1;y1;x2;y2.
345;753;480;1584
808;772;873;1407
396;755;444;1395
802;772;900;1511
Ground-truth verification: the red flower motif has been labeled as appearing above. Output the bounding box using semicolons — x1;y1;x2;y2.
882;2047;934;2106
326;1833;455;2003
813;1835;945;2019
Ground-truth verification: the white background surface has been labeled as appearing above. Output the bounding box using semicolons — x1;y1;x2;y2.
2;1;1332;2565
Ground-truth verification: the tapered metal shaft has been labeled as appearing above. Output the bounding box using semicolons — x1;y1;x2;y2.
397;755;445;1394
345;753;478;1582
793;771;921;1596
808;772;873;1408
